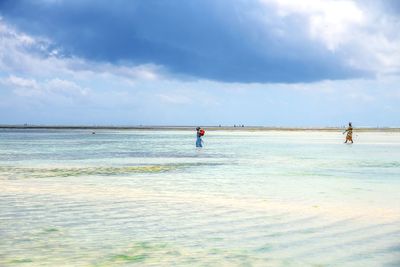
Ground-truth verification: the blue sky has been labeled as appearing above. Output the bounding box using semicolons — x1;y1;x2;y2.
0;0;399;126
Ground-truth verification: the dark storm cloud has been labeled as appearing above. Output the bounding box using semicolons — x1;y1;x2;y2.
0;0;366;82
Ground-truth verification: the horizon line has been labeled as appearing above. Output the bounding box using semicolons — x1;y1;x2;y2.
1;124;399;131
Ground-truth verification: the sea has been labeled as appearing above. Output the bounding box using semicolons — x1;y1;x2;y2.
0;129;399;266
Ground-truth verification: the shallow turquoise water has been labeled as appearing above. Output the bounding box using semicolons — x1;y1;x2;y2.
0;129;399;266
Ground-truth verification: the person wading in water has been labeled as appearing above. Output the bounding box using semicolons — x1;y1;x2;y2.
196;127;205;148
343;122;354;144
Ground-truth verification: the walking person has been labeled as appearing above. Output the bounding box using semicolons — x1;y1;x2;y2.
343;122;354;144
196;127;205;148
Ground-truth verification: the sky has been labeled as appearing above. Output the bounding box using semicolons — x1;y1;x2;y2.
0;0;400;127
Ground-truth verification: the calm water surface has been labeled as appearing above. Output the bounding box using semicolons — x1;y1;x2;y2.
0;129;399;266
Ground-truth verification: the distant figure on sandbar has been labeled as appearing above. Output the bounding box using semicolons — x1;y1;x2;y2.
343;122;353;143
196;127;205;148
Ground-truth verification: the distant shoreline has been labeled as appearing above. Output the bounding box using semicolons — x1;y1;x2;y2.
1;125;399;132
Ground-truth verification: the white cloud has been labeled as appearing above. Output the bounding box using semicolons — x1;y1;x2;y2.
1;75;90;97
3;75;39;90
260;0;365;50
157;93;192;105
83;63;164;82
45;78;90;96
0;18;165;84
259;0;400;75
0;18;36;46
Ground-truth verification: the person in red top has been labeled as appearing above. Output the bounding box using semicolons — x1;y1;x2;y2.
196;127;205;147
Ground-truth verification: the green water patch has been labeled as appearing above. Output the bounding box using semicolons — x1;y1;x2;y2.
111;253;148;263
8;258;33;264
43;228;59;233
355;161;400;168
36;227;62;236
94;241;175;266
0;165;178;179
94;241;257;266
0;162;223;179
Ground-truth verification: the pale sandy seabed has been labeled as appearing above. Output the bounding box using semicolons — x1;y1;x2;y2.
0;129;399;266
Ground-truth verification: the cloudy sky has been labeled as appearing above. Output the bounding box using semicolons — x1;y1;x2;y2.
1;0;399;126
